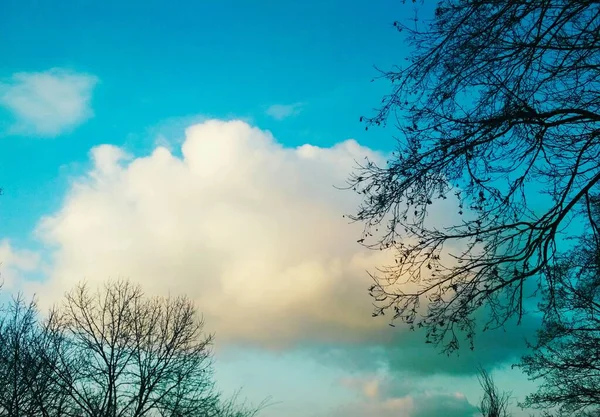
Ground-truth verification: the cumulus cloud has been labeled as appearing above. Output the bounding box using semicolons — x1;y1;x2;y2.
26;118;533;376
265;102;303;120
32;119;393;347
0;68;97;137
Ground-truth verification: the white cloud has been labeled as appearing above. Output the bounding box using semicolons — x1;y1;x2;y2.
265;102;303;120
0;68;97;137
14;117;527;384
0;240;40;289
31;119;398;348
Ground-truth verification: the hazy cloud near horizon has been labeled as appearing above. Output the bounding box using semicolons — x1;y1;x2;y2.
333;373;479;417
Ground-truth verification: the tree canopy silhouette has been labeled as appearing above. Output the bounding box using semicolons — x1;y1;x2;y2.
349;0;600;352
0;295;71;417
43;280;218;417
0;280;265;417
517;195;600;416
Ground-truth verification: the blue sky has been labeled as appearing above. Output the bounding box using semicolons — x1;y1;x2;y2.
1;1;536;416
1;0;402;242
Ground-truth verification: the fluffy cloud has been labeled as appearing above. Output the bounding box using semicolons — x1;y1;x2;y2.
0;240;40;289
33;119;393;347
265;102;303;120
28;119;534;377
0;68;97;137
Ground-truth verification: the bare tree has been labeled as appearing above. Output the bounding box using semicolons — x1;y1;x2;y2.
347;0;600;352
517;196;600;416
0;281;266;417
478;368;511;417
0;295;71;417
43;279;220;417
214;390;271;417
0;295;43;417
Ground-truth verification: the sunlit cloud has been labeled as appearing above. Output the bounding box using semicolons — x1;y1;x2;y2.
32;119;391;347
23;119;531;378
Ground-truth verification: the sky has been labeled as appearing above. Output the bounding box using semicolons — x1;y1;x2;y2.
0;1;538;416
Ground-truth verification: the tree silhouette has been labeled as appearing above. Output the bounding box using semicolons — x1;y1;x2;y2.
348;0;600;352
43;280;219;417
518;196;600;416
0;280;265;417
0;295;71;416
478;368;511;417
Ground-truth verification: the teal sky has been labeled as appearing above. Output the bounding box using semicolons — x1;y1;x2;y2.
1;1;537;416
